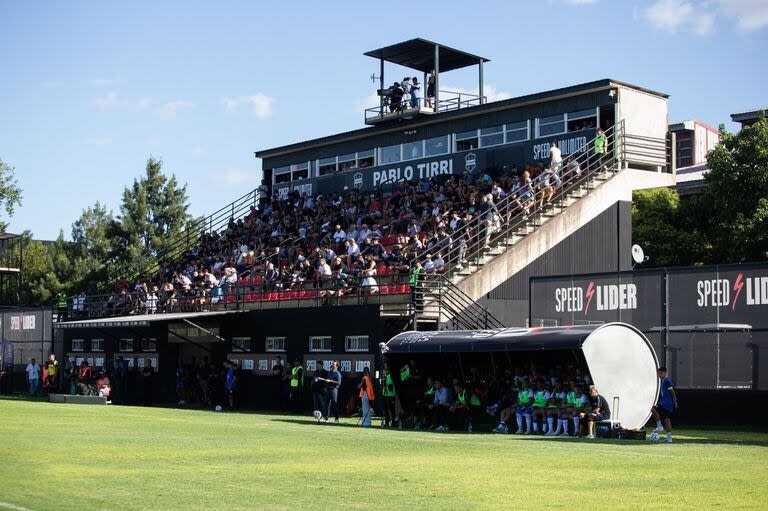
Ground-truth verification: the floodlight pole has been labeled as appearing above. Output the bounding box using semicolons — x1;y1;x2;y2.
434;44;440;111
478;58;484;105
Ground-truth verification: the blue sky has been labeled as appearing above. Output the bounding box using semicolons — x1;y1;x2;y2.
1;0;766;240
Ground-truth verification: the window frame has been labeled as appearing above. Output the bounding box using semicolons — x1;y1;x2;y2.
231;336;251;353
454;129;480;152
504;120;530;144
308;336;333;353
265;336;286;352
424;135;450;157
479;125;504;148
119;339;134;353
71;339;85;352
344;335;369;353
378;144;403;165
91;339;104;352
536;114;567;138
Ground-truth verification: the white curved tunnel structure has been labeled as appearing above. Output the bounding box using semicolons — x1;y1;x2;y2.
385;322;659;430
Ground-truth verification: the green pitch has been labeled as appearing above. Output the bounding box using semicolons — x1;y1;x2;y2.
1;399;766;511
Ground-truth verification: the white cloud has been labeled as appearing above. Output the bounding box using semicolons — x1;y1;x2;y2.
222;93;274;119
135;98;152;111
645;0;716;35
89;90;120;109
354;91;381;112
441;84;513;103
718;0;768;30
213;168;259;188
153;100;193;120
84;136;112;146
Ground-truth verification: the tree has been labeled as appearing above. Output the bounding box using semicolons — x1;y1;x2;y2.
113;156;192;266
632;188;709;267
703;114;768;262
0;158;23;232
70;202;116;290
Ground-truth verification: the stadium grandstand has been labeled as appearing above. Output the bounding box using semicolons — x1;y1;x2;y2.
41;39;766;428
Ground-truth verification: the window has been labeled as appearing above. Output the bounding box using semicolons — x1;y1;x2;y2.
231;337;251;353
141;338;157;352
345;335;369;352
338;154;356;172
505;120;529;143
71;339;85;352
480;126;504;148
291;162;309;181
273;166;292;184
318;157;337;176
379;144;401;165
566;108;597;132
425;135;449;156
676;132;694;168
309;336;332;352
402;141;424;161
91;339;104;352
119;339;134;352
537;114;566;138
266;336;286;352
357;149;375;168
455;130;479;151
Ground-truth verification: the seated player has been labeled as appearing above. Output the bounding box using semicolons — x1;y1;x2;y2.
491;379;519;434
530;380;552;434
564;385;590;437
514;379;535;434
414;376;436;430
545;383;567;436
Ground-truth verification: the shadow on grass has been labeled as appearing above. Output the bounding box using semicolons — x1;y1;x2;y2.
271;417;768;447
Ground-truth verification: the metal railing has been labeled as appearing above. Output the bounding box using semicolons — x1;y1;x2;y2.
364;90;485;123
104;188;260;290
59;273;415;321
412;272;504;331
408;121;627;298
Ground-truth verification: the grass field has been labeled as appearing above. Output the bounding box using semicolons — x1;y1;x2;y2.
1;399;767;511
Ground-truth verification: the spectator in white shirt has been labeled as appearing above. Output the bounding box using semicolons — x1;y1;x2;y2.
345;239;360;266
333;225;346;244
317;258;332;279
550;140;563;186
432;253;445;273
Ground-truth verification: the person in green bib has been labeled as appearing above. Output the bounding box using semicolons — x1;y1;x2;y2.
594;128;608;170
514;379;535;434
414;376;436;430
398;359;421;426
381;362;399;428
288;359;305;413
449;380;482;432
561;385;590;437
530;380;552;434
546;382;568;436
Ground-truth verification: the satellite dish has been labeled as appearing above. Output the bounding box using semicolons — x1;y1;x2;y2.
631;244;645;265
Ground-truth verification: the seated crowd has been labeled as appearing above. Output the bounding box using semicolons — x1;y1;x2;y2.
381;360;610;438
93;153;584;316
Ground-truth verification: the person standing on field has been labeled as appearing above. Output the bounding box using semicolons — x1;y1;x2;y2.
652;366;678;443
25;358;41;396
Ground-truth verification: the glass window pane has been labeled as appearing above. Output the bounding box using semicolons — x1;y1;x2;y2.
506;128;528;143
567;109;596;120
292;168;308;180
318;157;337;176
456;137;478;151
480;125;503;135
380;144;401;164
275;173;291;183
402;141;423;160
480;133;504;147
425;136;449;156
505;121;527;131
539;114;565;125
456;130;478;140
291;162;308;171
539;121;565;137
273;166;291;175
338;153;355;163
357;149;375;168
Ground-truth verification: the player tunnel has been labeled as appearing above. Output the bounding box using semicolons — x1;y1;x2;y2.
382;323;659;430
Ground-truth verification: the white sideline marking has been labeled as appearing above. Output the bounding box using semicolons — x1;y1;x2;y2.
0;502;34;511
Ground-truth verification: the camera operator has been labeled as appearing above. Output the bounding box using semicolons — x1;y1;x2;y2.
387;82;403;112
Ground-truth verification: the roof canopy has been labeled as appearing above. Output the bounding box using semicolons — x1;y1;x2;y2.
54;310;244;329
364;38;489;73
384;325;598;354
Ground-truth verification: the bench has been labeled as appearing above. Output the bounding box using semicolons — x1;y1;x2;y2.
49;393;108;405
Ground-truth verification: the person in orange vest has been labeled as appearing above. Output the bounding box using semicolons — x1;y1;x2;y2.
358;366;375;427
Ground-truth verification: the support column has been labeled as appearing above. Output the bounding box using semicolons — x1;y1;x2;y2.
478;59;484;105
379;57;384;116
434;45;440;111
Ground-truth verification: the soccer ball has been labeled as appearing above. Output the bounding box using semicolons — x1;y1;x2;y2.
214;405;222;412
313;410;322;421
649;431;659;442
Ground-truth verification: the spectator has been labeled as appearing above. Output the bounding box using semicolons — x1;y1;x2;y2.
426;69;436;109
430;379;452;432
311;361;330;422
96;371;111;398
76;360;93;396
410;77;421;108
60;355;74;394
25;358;41;397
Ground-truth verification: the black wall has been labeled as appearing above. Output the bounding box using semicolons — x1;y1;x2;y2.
479;201;633;326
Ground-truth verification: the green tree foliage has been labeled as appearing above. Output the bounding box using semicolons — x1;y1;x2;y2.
0;158;23;232
634;113;768;267
113;156;192;263
703;114;768;262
